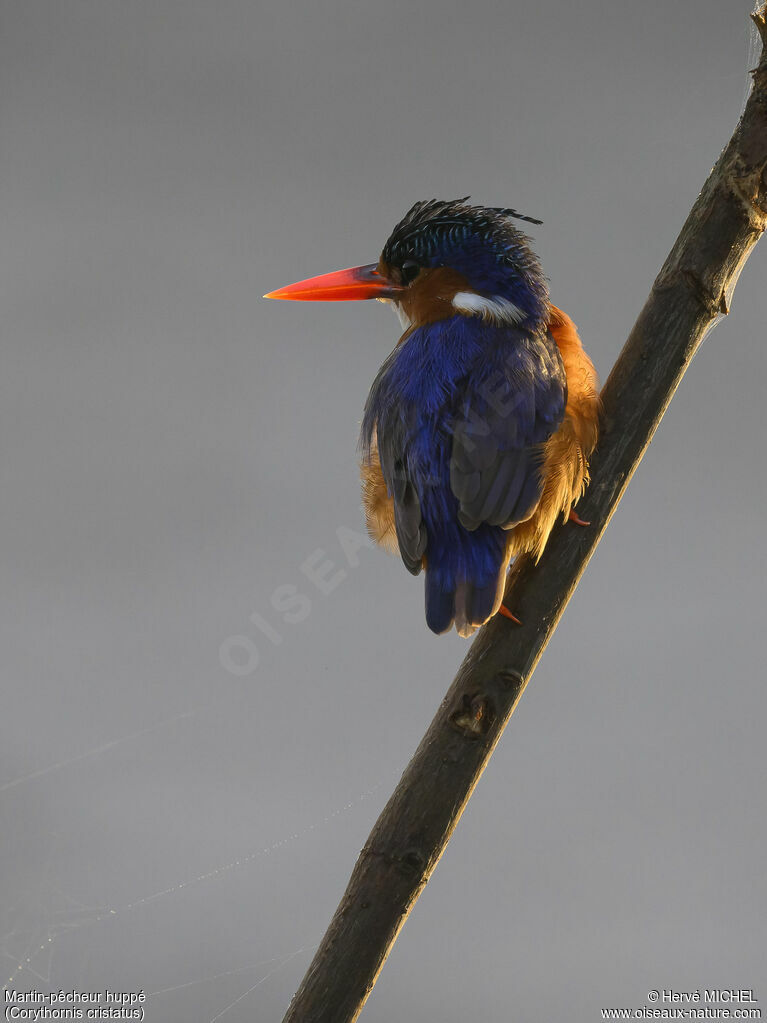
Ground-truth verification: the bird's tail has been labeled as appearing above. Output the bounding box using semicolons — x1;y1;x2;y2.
424;559;508;638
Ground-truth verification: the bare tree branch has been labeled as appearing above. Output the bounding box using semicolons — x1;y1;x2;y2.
281;9;767;1021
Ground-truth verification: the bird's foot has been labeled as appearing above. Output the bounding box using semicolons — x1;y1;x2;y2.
568;508;590;527
498;604;522;625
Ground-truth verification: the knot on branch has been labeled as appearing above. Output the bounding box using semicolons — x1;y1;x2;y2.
494;668;526;691
729;156;767;227
449;692;495;738
361;843;427;877
653;268;732;317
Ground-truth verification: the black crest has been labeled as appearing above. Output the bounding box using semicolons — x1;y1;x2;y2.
380;196;542;269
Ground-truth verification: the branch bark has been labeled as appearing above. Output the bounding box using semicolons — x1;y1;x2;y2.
281;10;767;1021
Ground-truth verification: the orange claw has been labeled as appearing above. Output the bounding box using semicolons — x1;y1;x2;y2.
498;604;522;625
568;508;590;527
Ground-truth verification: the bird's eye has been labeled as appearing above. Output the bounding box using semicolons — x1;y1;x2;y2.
400;260;420;285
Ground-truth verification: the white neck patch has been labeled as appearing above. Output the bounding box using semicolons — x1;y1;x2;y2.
377;297;411;330
452;291;524;325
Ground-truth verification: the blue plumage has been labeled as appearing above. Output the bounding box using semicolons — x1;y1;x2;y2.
362;314;566;633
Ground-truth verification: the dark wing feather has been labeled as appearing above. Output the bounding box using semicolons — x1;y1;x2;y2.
449;331;566;532
376;415;427;575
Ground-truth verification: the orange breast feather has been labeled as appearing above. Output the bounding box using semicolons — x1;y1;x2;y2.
507;305;600;560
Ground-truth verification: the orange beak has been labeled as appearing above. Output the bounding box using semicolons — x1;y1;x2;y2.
264;263;403;302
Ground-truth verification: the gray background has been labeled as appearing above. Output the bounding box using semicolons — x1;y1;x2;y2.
1;2;765;1020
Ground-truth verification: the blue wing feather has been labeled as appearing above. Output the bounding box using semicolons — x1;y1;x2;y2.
361;315;566;633
449;330;566;531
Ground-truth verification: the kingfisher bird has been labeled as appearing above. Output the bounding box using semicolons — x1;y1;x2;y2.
265;198;600;636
